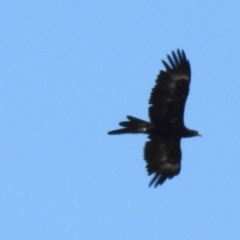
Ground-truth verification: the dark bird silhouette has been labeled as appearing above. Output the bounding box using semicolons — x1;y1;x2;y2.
108;49;201;187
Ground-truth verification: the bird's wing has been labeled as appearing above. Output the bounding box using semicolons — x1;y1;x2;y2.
149;49;191;127
144;136;181;187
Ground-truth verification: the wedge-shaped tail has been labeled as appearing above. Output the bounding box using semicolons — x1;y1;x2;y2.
108;116;152;135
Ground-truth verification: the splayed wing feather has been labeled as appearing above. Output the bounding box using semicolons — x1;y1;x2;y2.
172;51;179;66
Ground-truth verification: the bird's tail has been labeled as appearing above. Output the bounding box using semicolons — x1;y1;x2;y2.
108;116;152;135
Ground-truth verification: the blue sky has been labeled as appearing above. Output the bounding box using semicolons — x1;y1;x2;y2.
1;1;240;239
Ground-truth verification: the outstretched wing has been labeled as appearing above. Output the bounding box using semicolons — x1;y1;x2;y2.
144;136;181;187
149;49;191;127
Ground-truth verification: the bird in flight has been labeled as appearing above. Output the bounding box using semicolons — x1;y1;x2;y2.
108;49;201;187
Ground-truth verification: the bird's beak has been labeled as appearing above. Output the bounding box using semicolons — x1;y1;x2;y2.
198;132;202;137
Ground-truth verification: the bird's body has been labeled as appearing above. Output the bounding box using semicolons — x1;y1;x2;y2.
108;50;200;187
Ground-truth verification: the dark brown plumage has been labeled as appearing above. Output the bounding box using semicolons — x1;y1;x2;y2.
108;49;201;187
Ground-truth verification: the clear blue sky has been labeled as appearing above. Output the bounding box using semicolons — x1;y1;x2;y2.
1;1;240;239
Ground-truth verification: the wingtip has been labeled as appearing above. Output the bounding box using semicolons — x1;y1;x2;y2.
162;60;171;71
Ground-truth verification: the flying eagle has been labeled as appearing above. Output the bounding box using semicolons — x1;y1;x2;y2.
108;49;201;187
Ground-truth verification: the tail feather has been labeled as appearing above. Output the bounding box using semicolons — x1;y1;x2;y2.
108;115;152;135
108;128;132;135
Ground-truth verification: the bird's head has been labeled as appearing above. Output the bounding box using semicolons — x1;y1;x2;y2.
184;129;202;138
192;130;202;137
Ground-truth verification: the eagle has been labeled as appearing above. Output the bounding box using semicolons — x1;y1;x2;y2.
108;49;201;187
